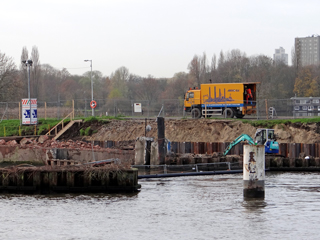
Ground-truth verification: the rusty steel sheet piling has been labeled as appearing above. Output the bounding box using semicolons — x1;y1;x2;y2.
243;145;265;199
157;117;166;165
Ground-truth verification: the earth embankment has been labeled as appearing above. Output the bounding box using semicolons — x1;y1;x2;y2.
86;119;320;144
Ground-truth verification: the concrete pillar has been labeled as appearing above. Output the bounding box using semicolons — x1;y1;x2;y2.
134;137;154;165
243;145;265;199
150;141;159;165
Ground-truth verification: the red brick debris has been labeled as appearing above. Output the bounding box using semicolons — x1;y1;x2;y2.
0;136;102;150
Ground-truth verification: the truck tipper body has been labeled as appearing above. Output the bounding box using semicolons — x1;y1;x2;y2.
184;82;258;118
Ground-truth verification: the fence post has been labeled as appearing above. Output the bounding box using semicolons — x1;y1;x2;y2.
72;100;74;119
256;99;259;120
45;102;47;120
265;99;268;120
57;100;60;120
177;99;179;117
131;100;133;118
205;103;207;118
19;101;21;121
162;100;165;117
86;97;88;118
225;100;227;118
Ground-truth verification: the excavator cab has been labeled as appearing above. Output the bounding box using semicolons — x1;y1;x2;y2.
254;129;279;154
223;129;279;156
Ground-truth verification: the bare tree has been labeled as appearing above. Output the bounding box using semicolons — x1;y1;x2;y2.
209;54;218;82
20;46;29;97
40;64;60;101
0;51;21;101
211;54;217;71
31;46;41;98
188;55;201;87
200;52;208;84
109;66;130;98
20;46;29;70
218;50;224;67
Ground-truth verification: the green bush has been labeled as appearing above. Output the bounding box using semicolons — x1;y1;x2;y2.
84;127;91;136
80;129;85;136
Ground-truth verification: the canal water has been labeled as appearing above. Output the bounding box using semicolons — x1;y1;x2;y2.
0;172;320;239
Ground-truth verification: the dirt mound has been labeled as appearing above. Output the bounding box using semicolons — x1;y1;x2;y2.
85;119;320;144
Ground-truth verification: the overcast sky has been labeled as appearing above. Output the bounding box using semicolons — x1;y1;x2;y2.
1;0;319;78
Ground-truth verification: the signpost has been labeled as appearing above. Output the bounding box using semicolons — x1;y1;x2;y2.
90;100;97;109
134;103;142;113
22;98;37;125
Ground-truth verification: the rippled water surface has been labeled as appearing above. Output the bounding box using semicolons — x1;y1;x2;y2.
1;172;320;239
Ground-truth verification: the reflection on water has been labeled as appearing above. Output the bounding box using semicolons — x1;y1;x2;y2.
242;199;268;210
0;172;320;239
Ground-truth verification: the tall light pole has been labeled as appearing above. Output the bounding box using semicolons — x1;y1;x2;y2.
22;59;33;124
84;59;94;116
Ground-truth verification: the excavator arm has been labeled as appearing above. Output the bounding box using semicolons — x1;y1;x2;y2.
223;134;255;156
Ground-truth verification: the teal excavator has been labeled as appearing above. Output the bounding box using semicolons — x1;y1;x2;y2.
223;128;279;156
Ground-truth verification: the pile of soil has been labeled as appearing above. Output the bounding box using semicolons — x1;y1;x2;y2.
83;119;320;144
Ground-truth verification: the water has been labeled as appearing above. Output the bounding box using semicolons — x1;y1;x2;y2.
1;172;320;239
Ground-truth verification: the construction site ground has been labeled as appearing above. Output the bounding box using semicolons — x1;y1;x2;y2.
79;118;320;144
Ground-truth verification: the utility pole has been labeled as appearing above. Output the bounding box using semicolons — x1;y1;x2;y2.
22;60;33;124
84;59;94;116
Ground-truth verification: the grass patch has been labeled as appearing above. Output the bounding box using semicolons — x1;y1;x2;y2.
84;116;98;123
240;117;320;128
84;115;124;123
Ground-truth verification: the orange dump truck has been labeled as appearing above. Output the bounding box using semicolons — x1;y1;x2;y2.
184;82;258;118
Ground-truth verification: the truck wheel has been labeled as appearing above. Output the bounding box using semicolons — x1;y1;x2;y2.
223;108;234;118
235;113;244;119
191;108;201;119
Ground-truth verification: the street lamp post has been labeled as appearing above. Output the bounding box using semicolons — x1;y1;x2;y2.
84;59;94;116
22;59;33;124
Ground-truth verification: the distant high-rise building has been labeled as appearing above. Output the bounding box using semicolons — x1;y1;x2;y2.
273;47;288;65
295;35;320;68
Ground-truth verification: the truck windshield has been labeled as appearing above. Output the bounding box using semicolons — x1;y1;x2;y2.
186;92;194;101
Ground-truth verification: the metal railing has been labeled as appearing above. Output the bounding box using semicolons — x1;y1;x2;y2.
132;162;241;176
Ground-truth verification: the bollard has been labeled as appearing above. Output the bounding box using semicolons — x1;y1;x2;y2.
243;145;265;198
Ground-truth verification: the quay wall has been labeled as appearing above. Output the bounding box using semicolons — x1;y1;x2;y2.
1;139;320;171
0;168;140;193
0;145;135;164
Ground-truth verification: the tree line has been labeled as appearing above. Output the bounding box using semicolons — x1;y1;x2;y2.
0;47;319;106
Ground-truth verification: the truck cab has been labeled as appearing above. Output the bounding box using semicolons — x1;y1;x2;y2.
184;88;201;117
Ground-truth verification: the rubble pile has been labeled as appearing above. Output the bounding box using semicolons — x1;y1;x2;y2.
0;136;102;150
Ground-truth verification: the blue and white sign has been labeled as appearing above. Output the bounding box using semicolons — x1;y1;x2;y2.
22;98;37;125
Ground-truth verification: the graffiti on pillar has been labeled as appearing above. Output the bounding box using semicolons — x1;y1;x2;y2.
245;151;257;180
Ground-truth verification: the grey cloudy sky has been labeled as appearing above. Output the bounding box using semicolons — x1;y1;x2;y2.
1;0;319;78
